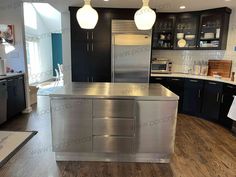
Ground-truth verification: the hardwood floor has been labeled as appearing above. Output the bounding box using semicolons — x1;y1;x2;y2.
0;96;235;177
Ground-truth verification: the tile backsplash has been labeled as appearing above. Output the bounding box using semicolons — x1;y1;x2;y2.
152;8;236;75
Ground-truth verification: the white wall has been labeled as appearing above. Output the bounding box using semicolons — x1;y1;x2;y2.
152;8;236;75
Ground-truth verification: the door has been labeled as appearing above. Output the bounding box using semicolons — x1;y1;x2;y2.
52;33;63;76
202;81;223;121
219;84;236;129
183;79;204;116
167;78;185;113
51;99;93;152
0;80;7;124
113;34;152;83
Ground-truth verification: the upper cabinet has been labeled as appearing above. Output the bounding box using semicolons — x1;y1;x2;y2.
174;13;199;50
198;8;231;50
152;13;176;50
152;7;231;50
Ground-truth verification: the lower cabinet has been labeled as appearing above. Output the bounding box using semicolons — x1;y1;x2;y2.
51;99;93;152
0;80;7;125
183;79;204;116
219;84;236;129
7;76;26;119
201;81;223;122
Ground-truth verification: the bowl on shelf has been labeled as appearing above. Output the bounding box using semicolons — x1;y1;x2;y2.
177;33;184;39
185;35;195;40
203;33;215;39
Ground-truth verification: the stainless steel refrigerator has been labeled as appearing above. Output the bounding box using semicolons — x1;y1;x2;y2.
111;20;152;83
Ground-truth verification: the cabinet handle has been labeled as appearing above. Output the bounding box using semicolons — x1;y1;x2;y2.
91;77;94;82
190;79;198;83
87;77;89;82
155;78;162;80
86;32;89;40
87;43;89;52
172;78;180;81
227;85;234;89
92;32;94;40
209;82;217;85
221;94;224;103
8;79;13;82
216;93;220;102
91;43;94;52
198;90;201;98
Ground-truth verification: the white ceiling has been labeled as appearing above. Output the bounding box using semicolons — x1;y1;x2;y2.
38;0;236;13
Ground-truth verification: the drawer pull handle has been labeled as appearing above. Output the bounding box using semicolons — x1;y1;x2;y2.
172;79;180;81
221;94;224;103
190;80;198;83
198;90;201;98
209;82;217;85
155;78;162;80
227;85;234;89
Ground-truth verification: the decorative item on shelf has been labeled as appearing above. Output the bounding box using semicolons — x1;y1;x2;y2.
203;33;215;39
185;35;195;40
177;33;184;40
76;0;98;29
134;0;156;30
216;28;221;39
231;72;235;82
177;39;186;48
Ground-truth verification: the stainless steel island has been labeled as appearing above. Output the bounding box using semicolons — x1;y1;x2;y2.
50;83;179;163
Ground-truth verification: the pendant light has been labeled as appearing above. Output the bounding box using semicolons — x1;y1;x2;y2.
76;0;98;29
134;0;156;30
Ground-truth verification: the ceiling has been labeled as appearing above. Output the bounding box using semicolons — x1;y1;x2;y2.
41;0;236;13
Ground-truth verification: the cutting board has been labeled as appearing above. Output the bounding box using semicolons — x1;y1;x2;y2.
208;60;232;78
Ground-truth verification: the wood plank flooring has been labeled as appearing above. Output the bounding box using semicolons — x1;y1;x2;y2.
0;96;235;177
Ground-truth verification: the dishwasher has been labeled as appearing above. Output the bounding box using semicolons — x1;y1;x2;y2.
0;80;7;125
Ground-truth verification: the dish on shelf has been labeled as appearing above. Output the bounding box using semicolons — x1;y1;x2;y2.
204;33;215;39
177;39;187;48
177;33;184;39
185;35;195;40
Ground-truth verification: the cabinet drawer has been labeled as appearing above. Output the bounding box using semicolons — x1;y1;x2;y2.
93;136;134;153
93;99;135;118
93;118;135;136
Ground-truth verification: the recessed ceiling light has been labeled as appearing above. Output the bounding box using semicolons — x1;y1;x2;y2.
180;6;186;9
104;0;109;1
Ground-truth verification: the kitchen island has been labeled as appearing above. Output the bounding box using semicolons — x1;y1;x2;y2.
50;83;179;163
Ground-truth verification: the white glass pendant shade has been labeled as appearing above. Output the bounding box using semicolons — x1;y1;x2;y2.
76;0;98;29
134;0;156;30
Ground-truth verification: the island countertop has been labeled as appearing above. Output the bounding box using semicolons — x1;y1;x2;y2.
49;83;179;101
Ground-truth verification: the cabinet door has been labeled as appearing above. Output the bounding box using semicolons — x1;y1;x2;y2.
71;42;91;82
7;78;16;119
167;78;185;113
198;8;231;50
174;13;199;49
183;79;204;116
51;99;93;152
0;80;7;124
219;84;236;129
15;76;26;114
202;81;223;121
152;13;176;49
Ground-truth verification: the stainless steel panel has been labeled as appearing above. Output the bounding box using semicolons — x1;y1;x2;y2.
93;99;135;118
93;118;135;136
0;80;7;125
51;99;93;152
111;20;152;83
93;136;134;153
135;101;178;153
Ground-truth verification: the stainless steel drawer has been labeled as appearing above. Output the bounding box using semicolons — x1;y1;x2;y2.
93;99;135;118
93;118;135;136
93;136;134;153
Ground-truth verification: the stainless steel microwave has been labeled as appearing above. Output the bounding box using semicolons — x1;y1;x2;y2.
151;60;170;74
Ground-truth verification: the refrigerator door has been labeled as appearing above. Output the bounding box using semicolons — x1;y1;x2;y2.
112;20;152;83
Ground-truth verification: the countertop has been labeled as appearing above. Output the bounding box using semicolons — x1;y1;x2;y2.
151;73;236;86
49;83;179;101
0;73;24;80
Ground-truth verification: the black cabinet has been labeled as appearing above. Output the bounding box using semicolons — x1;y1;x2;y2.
152;7;231;50
198;8;231;50
166;78;185;113
7;76;26;119
0;80;7;125
183;79;204;116
219;84;236;129
174;13;199;49
152;13;176;49
149;77;168;87
201;81;223;122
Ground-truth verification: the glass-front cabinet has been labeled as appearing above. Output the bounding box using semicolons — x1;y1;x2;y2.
198;8;231;50
174;13;199;49
152;13;175;50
